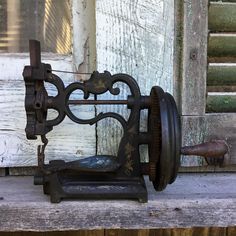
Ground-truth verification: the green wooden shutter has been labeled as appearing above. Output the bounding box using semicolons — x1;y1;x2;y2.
178;0;236;169
207;1;236;113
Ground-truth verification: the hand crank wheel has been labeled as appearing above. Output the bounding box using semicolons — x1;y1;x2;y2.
166;93;181;184
148;86;163;182
149;87;181;191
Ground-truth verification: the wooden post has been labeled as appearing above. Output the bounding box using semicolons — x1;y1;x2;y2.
181;0;208;116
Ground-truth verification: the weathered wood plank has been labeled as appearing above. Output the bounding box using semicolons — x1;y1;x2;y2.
0;55;96;167
0;231;104;236
207;64;236;86
9;167;37;176
181;0;208;115
105;229;149;236
209;2;236;32
0;229;231;236
182;114;236;166
95;0;174;159
174;0;183;110
0;168;6;177
72;0;96;75
180;165;236;172
153;228;227;236
0;53;74;81
105;229;228;236
0;174;236;231
206;94;236;112
228;227;236;236
181;116;206;166
208;33;236;62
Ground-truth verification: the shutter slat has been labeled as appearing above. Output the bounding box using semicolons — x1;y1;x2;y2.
208;33;236;62
210;0;236;2
207;64;236;86
206;94;236;112
207;86;236;92
209;2;236;32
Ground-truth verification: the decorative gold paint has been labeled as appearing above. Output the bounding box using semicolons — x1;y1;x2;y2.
125;142;135;155
128;126;136;134
95;80;106;90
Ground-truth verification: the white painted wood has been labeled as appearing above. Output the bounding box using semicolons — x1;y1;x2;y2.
72;0;96;75
0;54;96;167
0;173;235;231
95;0;174;159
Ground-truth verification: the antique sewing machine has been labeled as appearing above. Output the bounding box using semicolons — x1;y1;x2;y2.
23;40;228;203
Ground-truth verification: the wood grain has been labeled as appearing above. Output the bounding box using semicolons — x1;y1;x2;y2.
0;168;6;176
227;227;236;236
174;0;183;110
0;55;96;167
0;231;104;236
105;229;149;236
0;174;235;231
106;228;228;236
0;228;234;236
95;0;174;160
72;0;96;75
181;0;208;115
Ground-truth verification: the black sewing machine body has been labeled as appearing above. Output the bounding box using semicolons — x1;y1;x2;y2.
23;40;228;203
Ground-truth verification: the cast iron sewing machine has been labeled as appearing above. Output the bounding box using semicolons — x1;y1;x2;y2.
23;40;228;203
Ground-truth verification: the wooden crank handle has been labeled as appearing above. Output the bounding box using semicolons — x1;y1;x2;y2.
181;140;229;158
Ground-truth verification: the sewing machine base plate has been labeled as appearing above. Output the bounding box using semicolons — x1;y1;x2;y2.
35;172;148;203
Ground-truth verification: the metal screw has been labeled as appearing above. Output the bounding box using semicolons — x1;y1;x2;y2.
190;49;198;60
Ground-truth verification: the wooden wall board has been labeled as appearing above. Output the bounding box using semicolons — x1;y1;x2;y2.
181;0;208;116
181;116;207;166
72;0;96;74
181;114;236;166
0;174;236;231
0;55;96;167
95;0;174;159
173;0;183;110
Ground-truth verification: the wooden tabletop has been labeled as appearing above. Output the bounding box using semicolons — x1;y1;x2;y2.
0;173;235;232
